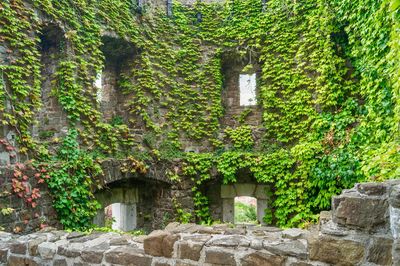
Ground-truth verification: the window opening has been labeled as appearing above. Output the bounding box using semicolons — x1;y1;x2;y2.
239;73;257;106
166;0;173;17
234;196;257;224
95;72;103;103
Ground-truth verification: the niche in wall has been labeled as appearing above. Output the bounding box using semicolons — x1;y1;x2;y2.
97;35;136;122
35;23;68;140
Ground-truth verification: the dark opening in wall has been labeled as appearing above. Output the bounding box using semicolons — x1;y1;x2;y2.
35;24;68;140
234;196;257;224
101;36;136;64
38;24;65;53
97;35;137;121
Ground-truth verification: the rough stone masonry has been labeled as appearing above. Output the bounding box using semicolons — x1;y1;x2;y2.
0;180;399;266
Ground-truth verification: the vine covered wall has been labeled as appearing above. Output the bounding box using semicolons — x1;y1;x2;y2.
0;0;399;230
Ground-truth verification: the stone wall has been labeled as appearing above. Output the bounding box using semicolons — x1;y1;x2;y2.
0;180;399;265
0;167;58;233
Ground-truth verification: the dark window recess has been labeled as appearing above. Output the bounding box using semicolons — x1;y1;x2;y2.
196;12;202;23
166;0;173;17
136;0;144;14
262;0;267;12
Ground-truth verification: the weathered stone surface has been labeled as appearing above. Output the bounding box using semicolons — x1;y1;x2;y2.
366;236;393;265
204;247;236;265
162;234;179;258
67;232;85;240
309;236;365;265
38;242;57;259
0;245;8;263
28;237;46;256
206;234;250;247
390;184;400;208
143;230;169;256
264;240;307;259
175;261;197;266
81;248;105;263
282;228;307;240
153;262;172;266
53;259;68;266
7;256;38;266
332;195;389;231
177;240;204;261
105;246;152;265
250;238;263;250
109;236;129;245
224;227;246;235
240;250;286;266
57;245;81;257
356;182;388;196
10;241;26;254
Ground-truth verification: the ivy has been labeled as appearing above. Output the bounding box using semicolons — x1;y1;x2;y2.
44;129;102;230
1;0;399;229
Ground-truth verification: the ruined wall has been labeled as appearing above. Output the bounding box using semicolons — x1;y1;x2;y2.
0;180;399;265
0;167;58;233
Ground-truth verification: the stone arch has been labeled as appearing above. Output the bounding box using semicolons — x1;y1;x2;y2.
221;183;269;224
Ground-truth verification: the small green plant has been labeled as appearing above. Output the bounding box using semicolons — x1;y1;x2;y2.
234;202;257;224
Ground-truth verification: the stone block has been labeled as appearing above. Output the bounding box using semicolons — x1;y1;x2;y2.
57;245;81;257
254;185;269;199
10;241;26;255
309;235;365;265
234;183;256;197
162;234;179;258
38;242;57;259
154;262;172;266
263;240;307;259
257;199;268;224
175;261;197;266
240;250;286;266
143;230;169;256
356;182;388;196
282;229;308;240
222;198;234;223
7;256;38;266
28;237;46;256
177;239;205;261
0;244;8;263
221;185;236;198
81;248;105;263
53;259;68;266
390;184;400;208
206;235;251;247
204;247;236;265
332;195;389;232
105;246;152;266
367;236;393;265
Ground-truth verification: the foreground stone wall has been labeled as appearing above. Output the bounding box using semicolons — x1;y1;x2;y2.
0;180;399;265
